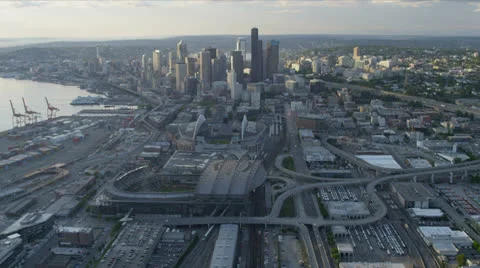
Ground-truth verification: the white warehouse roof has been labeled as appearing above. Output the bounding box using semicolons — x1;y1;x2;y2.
356;155;402;169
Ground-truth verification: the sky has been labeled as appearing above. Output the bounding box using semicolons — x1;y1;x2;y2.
0;0;480;40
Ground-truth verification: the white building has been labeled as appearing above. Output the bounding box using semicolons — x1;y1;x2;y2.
417;226;473;256
378;60;393;69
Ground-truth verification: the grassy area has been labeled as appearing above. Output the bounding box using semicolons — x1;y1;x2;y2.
317;197;329;218
279;197;296;217
282;156;296;171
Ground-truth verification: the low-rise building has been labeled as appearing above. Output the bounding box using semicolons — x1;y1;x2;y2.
210;224;238;268
417;226;473;256
0;213;54;240
391;183;433;208
325;201;370;220
57;227;94;247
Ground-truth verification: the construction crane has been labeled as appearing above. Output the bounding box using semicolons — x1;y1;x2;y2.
22;97;41;124
10;100;26;128
45;97;59;119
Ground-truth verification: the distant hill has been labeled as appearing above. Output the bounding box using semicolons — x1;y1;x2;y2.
1;35;479;54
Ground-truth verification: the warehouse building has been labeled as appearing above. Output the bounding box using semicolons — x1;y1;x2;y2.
408;208;444;219
391;183;434;209
209;224;239;268
57;226;94;247
303;146;336;168
417;226;473;256
325;201;370;220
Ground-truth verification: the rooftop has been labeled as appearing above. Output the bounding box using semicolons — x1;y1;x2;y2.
392;183;434;202
325;201;370;216
408;208;444;218
406;158;432;169
0;235;22;264
57;226;93;234
210;224;238;268
1;212;53;236
356;155;402;169
162;151;215;174
304;146;336;163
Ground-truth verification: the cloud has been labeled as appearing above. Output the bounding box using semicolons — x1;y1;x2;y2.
469;1;480;12
370;0;440;7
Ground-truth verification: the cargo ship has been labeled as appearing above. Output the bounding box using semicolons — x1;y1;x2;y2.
70;96;103;105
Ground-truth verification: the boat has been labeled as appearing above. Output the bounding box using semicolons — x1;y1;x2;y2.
70;96;103;105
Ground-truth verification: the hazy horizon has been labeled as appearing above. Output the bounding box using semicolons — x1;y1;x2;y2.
1;0;480;41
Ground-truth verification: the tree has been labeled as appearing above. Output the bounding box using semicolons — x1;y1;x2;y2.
456;253;466;267
454;157;462;164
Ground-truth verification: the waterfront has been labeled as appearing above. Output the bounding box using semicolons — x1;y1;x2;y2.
0;78;101;132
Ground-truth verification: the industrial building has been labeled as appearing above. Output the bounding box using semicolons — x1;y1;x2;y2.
0;234;24;268
408;208;444;219
325;201;370;220
57;226;94;247
337;243;354;258
0;212;54;240
417;226;473;256
391;183;434;209
303;146;336;167
209;224;239;268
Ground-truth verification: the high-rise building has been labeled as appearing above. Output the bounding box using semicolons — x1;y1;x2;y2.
205;47;217;59
168;51;174;72
177;40;188;62
251;27;262;82
141;54;147;70
236;37;247;61
266;40;279;79
231;50;244;85
353;47;360;60
199;51;212;91
175;62;187;93
185;57;196;77
96;44;100;58
214;52;227;82
185;76;198;96
152;50;162;73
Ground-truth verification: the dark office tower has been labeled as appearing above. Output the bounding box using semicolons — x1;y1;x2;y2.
251;27;260;82
205;47;217;59
266;40;279;79
185;57;196;77
215;52;227;81
185;76;198;96
231;50;244;85
200;51;211;91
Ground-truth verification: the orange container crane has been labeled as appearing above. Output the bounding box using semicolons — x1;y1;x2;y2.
22;97;41;124
10;100;26;128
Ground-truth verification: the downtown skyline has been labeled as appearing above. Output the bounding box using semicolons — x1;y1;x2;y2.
0;0;480;40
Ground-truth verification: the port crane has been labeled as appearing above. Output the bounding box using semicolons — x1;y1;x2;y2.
45;97;59;119
22;97;41;124
9;100;26;128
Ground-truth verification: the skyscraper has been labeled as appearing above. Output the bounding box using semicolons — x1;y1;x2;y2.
141;54;147;70
353;47;360;60
177;40;188;62
214;52;227;82
236;37;247;62
168;51;174;72
185;57;196;77
199;51;211;91
152;50;162;73
175;62;187;93
96;45;100;59
251;27;263;82
266;40;279;79
205;47;217;59
231;50;244;85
